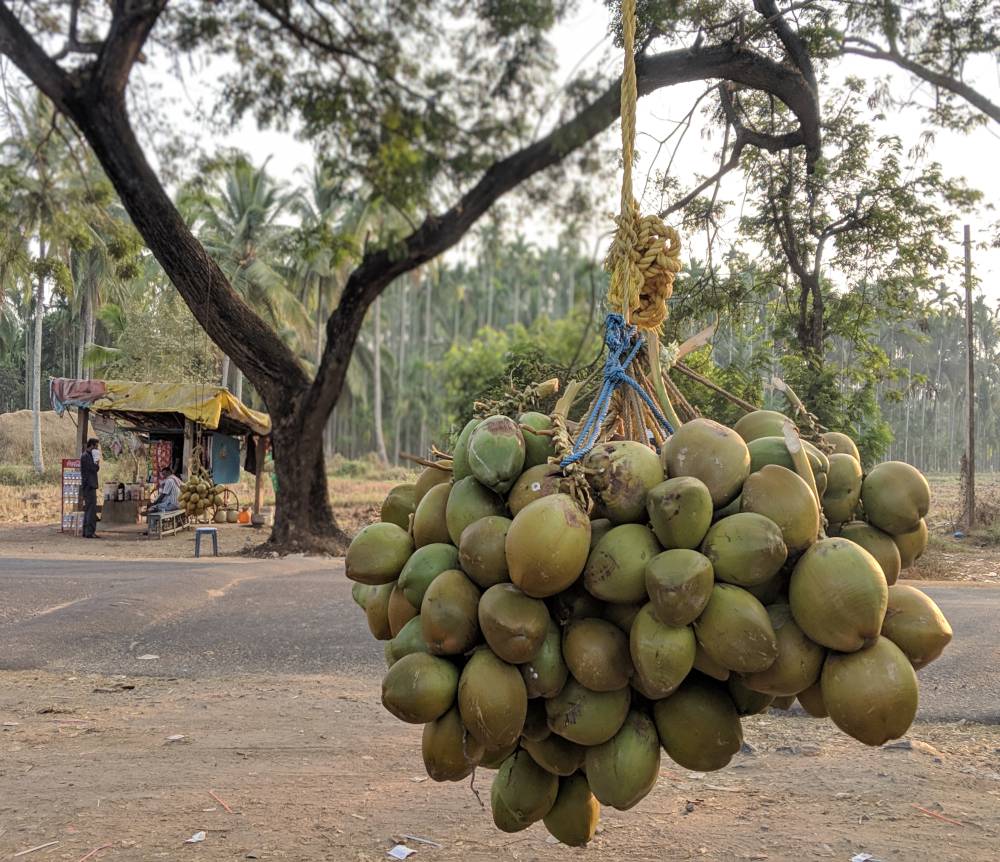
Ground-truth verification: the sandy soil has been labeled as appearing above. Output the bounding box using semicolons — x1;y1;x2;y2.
1;671;997;862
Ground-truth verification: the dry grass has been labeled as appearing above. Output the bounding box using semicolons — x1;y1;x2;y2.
0;410;77;465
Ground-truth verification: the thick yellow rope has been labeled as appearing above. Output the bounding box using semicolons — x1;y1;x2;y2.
604;0;682;331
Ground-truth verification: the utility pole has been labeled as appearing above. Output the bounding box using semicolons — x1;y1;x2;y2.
963;224;975;530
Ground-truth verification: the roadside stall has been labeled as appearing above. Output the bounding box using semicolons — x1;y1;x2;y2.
50;378;271;536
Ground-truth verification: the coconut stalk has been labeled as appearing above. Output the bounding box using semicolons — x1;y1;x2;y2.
783;420;822;511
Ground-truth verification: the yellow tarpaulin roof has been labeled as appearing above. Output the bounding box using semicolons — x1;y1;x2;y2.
95;381;271;435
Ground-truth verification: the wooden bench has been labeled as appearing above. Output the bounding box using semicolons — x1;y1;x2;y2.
147;509;189;538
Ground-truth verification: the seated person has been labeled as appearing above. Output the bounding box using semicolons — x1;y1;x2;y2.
148;467;183;514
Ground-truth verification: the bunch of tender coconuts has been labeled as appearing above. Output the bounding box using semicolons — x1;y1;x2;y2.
347;407;952;847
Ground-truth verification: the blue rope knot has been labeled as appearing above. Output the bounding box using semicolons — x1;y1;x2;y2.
560;313;675;467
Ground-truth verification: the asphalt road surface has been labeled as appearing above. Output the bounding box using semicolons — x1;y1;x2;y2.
0;555;996;723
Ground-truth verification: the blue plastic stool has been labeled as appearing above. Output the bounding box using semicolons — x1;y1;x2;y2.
194;526;219;558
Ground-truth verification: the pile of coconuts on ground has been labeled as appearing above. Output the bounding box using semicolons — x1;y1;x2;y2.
347;407;952;847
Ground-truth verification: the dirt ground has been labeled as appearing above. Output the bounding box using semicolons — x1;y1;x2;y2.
0;671;997;862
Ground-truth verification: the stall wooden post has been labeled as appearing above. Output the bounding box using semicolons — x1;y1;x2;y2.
182;418;195;480
253;436;267;515
76;407;90;454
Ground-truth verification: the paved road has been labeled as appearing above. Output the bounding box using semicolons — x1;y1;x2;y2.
0;556;996;723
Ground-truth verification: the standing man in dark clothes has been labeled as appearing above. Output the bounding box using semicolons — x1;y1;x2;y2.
81;437;101;538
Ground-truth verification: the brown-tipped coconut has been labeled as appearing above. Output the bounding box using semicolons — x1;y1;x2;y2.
412;482;452;547
420;569;481;656
701;512;787;588
894;518;929;569
789;537;888;652
563;618;633;691
458;648;527;749
693;584;779;674
365;582;395;641
450;418;479;481
881;584;953;669
346;522;414;585
413;464;452;505
519;411;557;468
734;409;794;443
398;543;461;607
821;430;861;462
543;774;600;847
469;414;526;495
653;678;743;771
585;710;661;811
507;463;574;516
662;418;750;508
742;603;824;696
387;583;419;637
796;681;828;717
583;523;660;604
445;476;507;546
422;706;484;782
478;583;550;664
506;494;591;598
546;679;631;746
629;603;696;698
727;676;775;715
861;461;931;535
381;652;459;723
521;618;569;698
458;515;512;589
644;548;714;626
821;636;918;746
490;750;558;832
380;483;416;530
839;521;902;585
585;440;663;523
741;465;820;554
822;453;864;524
523;734;586;777
646;476;714;549
480;741;519;770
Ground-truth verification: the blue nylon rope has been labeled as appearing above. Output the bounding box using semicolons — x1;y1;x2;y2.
560;313;675;467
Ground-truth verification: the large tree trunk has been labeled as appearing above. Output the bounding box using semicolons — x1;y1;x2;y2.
372;295;389;465
32;249;45;474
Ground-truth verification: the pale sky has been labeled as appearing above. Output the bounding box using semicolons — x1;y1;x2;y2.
148;0;999;303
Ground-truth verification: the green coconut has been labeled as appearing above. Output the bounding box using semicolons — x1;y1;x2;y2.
480;741;519;770
583;523;660;604
747;436;828;479
458;648;528;749
894;519;929;569
693;642;730;681
662;418;751;508
387;583;419;637
451;418;479;481
821;636;918;746
744;568;789;606
519;411;557;468
550;581;604;624
490;750;558;832
603;601;643;633
727;676;775;715
653;678;743;771
546;679;631;746
507;463;574;516
351;582;374;611
522;734;586;777
693;584;779;674
712;495;742;522
585;440;664;523
629;603;696;698
478;583;550;664
506;494;591;598
585;710;661;811
345;522;414;585
421;706;484;782
644;548;714;627
734;409;794;443
469;414;526;495
413;464;452;505
822;453;864;525
742;603;824;696
861;461;931;535
839;521;902;586
796;681;828;717
701;512;788;588
458;515;512;589
420;569;481;656
646;476;714;549
412;482;452;547
543;774;600;847
380;483;416;530
741;464;820;554
365;582;395;641
563;618;633;692
445;476;507;546
881;584;953;669
398;543;461;607
386;615;430;665
821;430;861;462
589;517;614;550
521;698;551;742
789;537;888;652
521;618;569;698
381;652;459;723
